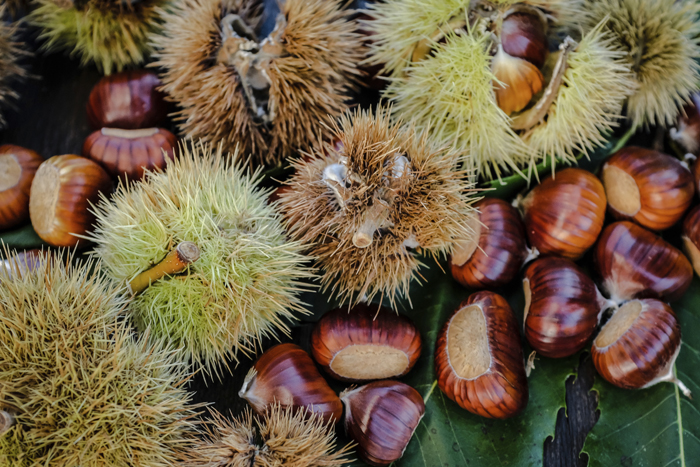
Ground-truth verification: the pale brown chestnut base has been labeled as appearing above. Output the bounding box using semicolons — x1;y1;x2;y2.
330;345;409;381
602;164;640;216
682;235;700;276
451;214;482;267
594;300;642;348
0;154;21;191
28;163;60;235
447;304;490;379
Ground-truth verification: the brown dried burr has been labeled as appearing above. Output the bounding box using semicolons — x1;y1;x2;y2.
682;205;700;276
28;155;112;248
435;291;528;419
522;168;607;260
523;257;610;358
594;221;693;304
239;343;343;424
0;144;43;230
86;70;167;129
311;304;422;382
450;198;528;289
592;299;690;397
601;147;694;231
340;380;425;466
82;127;177;181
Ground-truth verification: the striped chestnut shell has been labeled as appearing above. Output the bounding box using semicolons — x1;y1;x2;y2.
594;221;692;304
435;291;528;419
0;145;43;230
522;168;606;260
682;205;700;276
450;198;527;289
311;304;421;382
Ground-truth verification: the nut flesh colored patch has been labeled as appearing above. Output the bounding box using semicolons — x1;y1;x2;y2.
29;163;60;235
330;344;409;380
451;212;483;266
0;154;22;191
683;236;700;277
603;164;641;216
595;300;643;348
101;127;159;138
523;278;532;324
447;304;491;379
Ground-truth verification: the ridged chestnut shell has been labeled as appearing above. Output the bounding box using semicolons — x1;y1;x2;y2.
501;11;548;68
341;380;425;466
238;343;343;424
435;291;528;419
0;145;43;230
450;198;527;289
682;205;700;276
594;221;692;304
311;304;421;382
522;168;607;260
601;147;694;231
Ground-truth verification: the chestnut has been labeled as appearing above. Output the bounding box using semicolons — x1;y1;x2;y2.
28;155;112;248
522;168;607;260
311;304;421;382
0;145;43;230
340;380;424;466
592;299;690;397
682;205;700;276
239;343;343;424
601;147;694;231
86;70;167;129
523;257;610;358
83;127;177;181
435;291;528;419
450;198;528;289
670;92;700;154
501;11;548;69
0;249;47;277
594;221;693;304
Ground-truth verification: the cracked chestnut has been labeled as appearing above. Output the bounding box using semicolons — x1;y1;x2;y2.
0;145;43;230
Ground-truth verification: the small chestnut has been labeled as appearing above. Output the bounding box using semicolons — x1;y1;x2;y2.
682;205;700;276
594;221;693;304
86;70;168;129
521;168;607;260
340;380;425;466
435;291;528;419
450;198;528;289
83;127;177;181
28;155;113;248
311;304;421;382
0;145;43;230
239;343;343;424
501;11;548;69
670;92;700;154
601;147;694;231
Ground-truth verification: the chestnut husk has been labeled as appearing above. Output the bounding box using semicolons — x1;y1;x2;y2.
0;144;43;231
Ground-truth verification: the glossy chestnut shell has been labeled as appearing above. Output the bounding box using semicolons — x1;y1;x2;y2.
450;198;527;289
435;291;528;419
682;205;700;276
311;304;422;382
501;11;548;68
671;92;700;154
0;145;43;231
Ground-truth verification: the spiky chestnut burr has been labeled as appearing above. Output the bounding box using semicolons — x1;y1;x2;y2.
279;108;477;306
584;0;700;128
0;10;27;128
0;251;198;466
88;140;314;378
151;0;363;166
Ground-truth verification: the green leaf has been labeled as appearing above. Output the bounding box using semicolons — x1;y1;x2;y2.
582;278;700;467
0;224;46;251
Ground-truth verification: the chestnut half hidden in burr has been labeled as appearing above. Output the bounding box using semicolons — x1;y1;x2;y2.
0;144;43;230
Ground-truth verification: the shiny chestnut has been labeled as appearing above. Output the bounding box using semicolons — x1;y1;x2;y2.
670;92;700;154
602;147;694;231
86;70;167;129
28;155;112;248
239;343;343;424
83;128;177;181
594;221;692;304
311;304;421;382
0;145;43;230
435;291;528;419
522;168;607;260
501;11;548;68
450;198;528;289
682;205;700;276
341;380;424;466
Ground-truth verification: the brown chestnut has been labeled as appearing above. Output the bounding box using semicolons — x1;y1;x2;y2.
594;221;693;304
340;380;425;466
601;147;694;231
83;128;177;181
450;198;528;289
311;304;421;382
523;257;610;358
670;92;700;154
592;299;690;397
239;343;343;424
28;155;112;248
522;168;607;260
0;145;43;230
86;70;167;129
501;11;548;69
682;205;700;276
435;291;528;419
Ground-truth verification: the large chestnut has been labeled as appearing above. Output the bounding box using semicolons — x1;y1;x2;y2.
435;291;528;419
601;147;694;231
311;304;421;382
522;168;607;260
594;221;692;304
682;205;700;276
28;155;112;248
239;343;343;424
450;198;528;289
0;145;43;230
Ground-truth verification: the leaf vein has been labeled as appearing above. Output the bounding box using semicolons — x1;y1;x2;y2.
599;394;674;439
